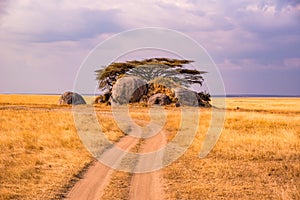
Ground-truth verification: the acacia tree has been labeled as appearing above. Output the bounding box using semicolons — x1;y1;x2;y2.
95;62;136;91
95;58;206;92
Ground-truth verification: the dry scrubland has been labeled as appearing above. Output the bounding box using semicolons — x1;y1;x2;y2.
0;94;299;199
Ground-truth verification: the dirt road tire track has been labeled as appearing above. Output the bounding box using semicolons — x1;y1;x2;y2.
129;131;166;200
65;136;140;200
65;131;167;200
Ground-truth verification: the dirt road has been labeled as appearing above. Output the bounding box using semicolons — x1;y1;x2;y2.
65;135;140;200
65;131;166;200
129;131;166;200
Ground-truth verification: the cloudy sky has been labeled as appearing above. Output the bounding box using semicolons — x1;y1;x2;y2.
0;0;299;95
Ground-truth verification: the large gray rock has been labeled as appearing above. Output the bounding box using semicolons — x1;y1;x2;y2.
148;93;171;106
111;76;148;104
58;91;86;105
174;87;198;107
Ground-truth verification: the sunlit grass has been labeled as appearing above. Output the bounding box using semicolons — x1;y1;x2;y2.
164;99;300;199
225;97;300;113
0;95;299;199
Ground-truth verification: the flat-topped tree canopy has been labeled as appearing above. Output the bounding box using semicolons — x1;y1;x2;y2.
95;58;206;92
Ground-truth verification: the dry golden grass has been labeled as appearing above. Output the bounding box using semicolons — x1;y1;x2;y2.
0;95;93;200
0;95;299;199
96;113;126;142
164;98;300;199
100;171;132;200
0;94;59;105
226;97;300;113
0;95;136;200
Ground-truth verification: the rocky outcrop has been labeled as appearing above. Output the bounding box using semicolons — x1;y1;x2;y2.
95;77;211;107
148;93;171;106
111;76;148;104
195;93;211;107
147;82;175;99
58;91;86;105
94;92;111;104
174;87;199;107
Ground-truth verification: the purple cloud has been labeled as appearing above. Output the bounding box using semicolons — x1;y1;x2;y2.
0;0;299;95
1;4;123;43
0;0;9;20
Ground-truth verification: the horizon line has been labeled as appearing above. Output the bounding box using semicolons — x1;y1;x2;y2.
1;92;299;98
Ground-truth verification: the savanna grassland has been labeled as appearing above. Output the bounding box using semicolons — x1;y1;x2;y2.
0;94;299;199
163;98;300;199
0;95;93;199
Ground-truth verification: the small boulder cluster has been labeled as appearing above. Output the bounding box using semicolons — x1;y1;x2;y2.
58;91;86;105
